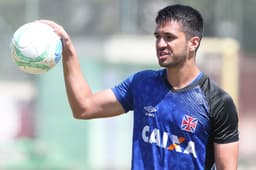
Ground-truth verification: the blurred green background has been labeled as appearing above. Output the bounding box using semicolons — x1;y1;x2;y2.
0;0;255;169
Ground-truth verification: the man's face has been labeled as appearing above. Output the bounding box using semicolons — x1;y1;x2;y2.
154;21;189;68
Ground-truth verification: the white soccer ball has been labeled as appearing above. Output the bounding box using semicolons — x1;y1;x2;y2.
10;21;62;74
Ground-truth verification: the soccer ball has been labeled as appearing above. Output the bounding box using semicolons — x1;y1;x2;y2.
10;21;62;74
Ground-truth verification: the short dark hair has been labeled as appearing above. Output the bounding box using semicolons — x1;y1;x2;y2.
155;4;204;39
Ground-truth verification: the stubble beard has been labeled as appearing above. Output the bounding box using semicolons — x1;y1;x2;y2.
158;54;187;69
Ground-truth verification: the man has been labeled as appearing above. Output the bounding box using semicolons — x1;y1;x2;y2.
41;4;239;170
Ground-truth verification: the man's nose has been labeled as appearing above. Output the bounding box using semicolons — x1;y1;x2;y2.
157;38;167;48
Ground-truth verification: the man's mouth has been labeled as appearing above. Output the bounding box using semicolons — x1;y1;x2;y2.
158;51;170;59
160;51;169;56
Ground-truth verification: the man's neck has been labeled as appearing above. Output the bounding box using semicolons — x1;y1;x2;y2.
166;65;200;90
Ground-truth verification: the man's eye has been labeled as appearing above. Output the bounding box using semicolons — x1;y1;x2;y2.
154;34;160;39
165;36;174;41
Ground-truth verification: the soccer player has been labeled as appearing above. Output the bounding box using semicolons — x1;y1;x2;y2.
41;4;239;170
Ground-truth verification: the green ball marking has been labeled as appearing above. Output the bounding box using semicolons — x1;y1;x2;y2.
11;22;60;74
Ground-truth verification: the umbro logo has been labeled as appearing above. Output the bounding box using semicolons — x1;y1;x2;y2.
144;106;157;117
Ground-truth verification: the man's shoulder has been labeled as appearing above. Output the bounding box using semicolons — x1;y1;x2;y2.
199;75;239;143
199;73;237;114
133;69;165;80
199;73;227;96
199;73;228;98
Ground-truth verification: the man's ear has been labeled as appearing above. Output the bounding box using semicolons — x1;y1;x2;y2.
189;36;200;52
